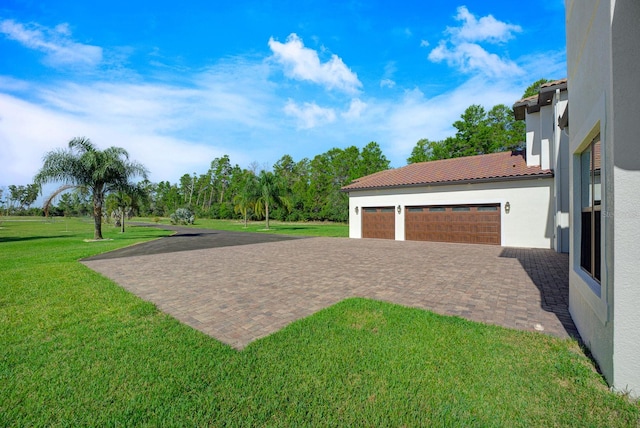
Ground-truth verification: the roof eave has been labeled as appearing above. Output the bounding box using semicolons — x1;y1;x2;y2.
341;172;554;192
513;79;568;121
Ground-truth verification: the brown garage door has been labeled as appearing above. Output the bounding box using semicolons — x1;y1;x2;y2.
362;207;395;239
405;204;501;245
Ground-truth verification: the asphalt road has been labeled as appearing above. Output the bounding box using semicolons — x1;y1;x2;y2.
82;223;307;261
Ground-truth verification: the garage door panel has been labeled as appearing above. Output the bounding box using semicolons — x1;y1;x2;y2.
405;204;501;245
362;207;395;239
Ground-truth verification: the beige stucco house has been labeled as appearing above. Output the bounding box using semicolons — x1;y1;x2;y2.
564;0;640;397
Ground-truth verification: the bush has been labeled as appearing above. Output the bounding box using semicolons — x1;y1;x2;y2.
218;202;233;219
170;208;195;225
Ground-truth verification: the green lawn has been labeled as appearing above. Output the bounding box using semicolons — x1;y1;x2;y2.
136;216;350;237
1;217;638;426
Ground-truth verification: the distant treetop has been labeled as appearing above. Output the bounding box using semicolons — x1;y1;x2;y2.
522;78;552;98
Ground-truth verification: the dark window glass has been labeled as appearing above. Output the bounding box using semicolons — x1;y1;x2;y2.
580;136;602;283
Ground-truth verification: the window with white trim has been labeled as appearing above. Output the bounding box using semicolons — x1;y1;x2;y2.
580;135;601;282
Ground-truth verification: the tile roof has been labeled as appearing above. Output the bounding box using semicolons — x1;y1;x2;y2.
540;78;568;89
513;78;568;120
342;150;553;191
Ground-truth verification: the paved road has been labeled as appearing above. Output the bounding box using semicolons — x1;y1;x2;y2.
82;226;577;350
83;224;306;260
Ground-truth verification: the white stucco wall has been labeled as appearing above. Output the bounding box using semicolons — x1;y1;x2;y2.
525;113;541;168
524;90;570;253
347;178;554;249
540;104;553;171
554;93;570;253
566;0;640;396
609;0;640;397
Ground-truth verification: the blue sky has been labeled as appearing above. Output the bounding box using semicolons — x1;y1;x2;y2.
0;1;567;189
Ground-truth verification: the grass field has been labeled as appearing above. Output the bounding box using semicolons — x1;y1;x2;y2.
1;217;638;426
136;216;350;237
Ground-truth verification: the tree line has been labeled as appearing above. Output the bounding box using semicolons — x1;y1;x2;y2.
127;141;390;224
0;79;550;235
0;184;40;215
3;139;390;239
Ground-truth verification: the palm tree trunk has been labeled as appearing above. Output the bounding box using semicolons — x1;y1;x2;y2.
208;186;214;210
265;202;270;230
121;209;125;233
93;192;104;240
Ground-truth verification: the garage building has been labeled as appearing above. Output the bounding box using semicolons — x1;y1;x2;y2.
342;79;569;251
343;150;554;248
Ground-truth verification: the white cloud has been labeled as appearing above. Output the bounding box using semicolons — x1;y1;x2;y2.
420;39;430;47
0;60;282;188
0;19;102;68
379;76;525;161
384;61;397;74
0;13;565;191
0;75;31;91
0;59;534;188
428;41;522;77
517;50;567;82
342;98;367;119
448;6;521;43
268;33;362;94
380;61;397;88
428;7;523;77
53;23;71;36
283;100;336;129
0;57;543;189
380;79;396;88
0;91;229;188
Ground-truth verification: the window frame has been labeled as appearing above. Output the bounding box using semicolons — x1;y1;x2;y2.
579;135;602;283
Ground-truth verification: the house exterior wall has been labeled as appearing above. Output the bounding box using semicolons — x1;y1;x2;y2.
525;113;541;168
539;102;553;171
552;92;570;253
610;0;640;397
523;90;570;253
566;0;640;396
347;177;554;249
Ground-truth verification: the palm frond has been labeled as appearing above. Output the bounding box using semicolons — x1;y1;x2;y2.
43;184;81;217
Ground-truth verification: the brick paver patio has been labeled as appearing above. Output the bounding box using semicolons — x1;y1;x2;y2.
83;235;576;349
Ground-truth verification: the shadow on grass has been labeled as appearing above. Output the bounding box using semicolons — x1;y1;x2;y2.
272;226;317;231
0;235;72;243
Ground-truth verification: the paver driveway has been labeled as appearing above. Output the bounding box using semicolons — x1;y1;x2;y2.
82;228;577;349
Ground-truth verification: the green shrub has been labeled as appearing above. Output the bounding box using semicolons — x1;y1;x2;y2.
169;208;195;225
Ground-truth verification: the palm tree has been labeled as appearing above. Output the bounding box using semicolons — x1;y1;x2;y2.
233;173;258;228
106;184;146;233
107;190;131;233
35;137;148;240
254;170;291;230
